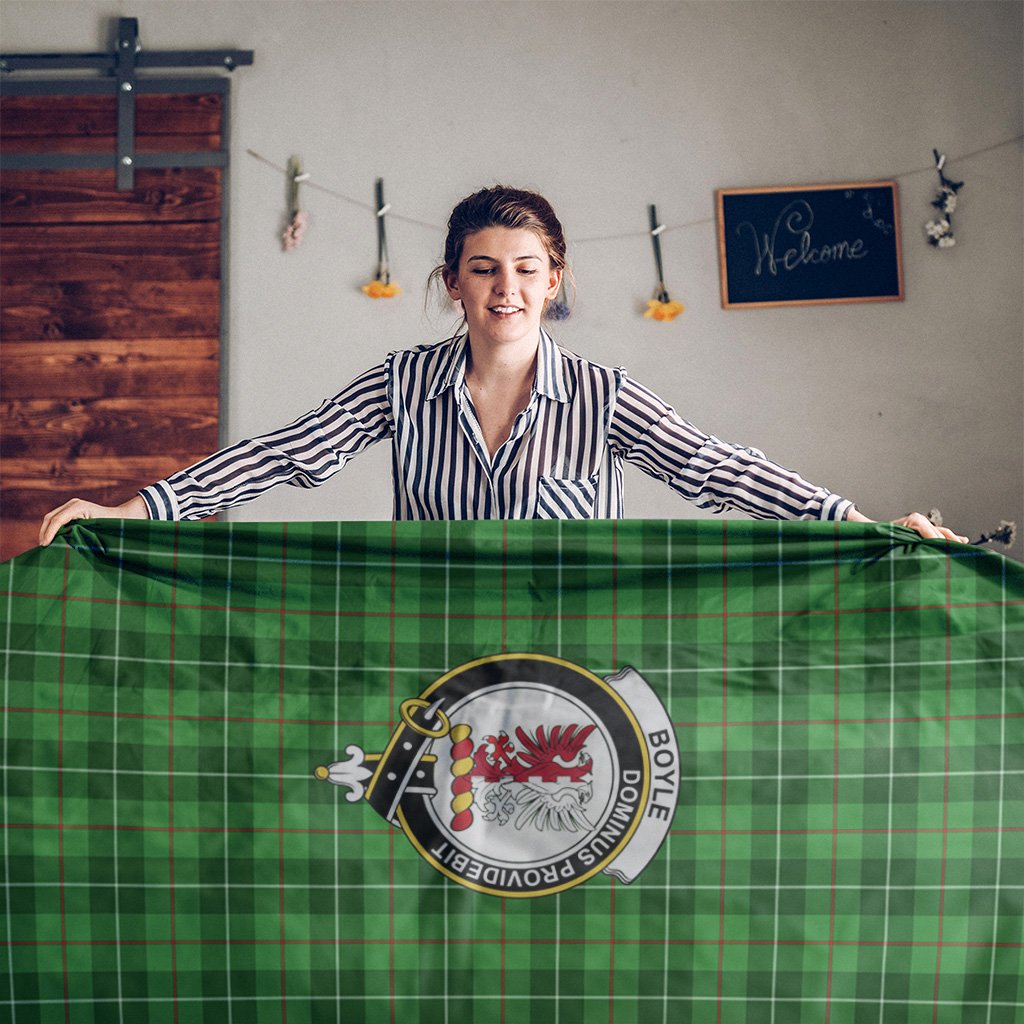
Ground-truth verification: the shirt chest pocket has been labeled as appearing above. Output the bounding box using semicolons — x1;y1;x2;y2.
534;475;599;519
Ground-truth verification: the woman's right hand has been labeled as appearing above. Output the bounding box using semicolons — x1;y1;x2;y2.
39;495;150;548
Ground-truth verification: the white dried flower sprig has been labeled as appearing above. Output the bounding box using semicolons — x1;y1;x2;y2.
932;509;1017;548
925;150;963;250
925;218;955;248
971;521;1017;548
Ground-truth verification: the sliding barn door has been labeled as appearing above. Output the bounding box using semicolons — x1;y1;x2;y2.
1;88;225;560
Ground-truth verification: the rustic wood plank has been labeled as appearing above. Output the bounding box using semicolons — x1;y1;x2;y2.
1;222;220;283
1;455;203;521
1;134;222;155
0;93;223;138
1;339;219;398
2;397;219;458
1;168;222;224
1;279;219;340
1;519;45;562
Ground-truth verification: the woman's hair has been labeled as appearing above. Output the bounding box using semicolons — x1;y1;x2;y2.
428;185;573;319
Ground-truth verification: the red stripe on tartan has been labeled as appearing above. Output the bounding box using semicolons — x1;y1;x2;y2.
501;526;507;1024
58;546;70;1024
6;589;1020;620
388;520;397;1024
933;555;954;1023
716;523;728;1024
6;703;1020;733
825;530;840;1024
278;525;288;1024
3;822;397;834
168;527;180;1024
612;520;618;671
390;520;397;719
8;937;1022;949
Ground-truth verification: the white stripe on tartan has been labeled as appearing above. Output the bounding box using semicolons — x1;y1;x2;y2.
555;518;563;1024
674;769;1022;782
661;519;674;1024
3;560;16;1024
333;520;342;1024
112;525;127;1024
443;518;451;1024
7;880;1020;891
223;524;235;1024
5;763;1020;783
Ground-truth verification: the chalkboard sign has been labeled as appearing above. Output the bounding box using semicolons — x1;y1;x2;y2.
716;181;904;309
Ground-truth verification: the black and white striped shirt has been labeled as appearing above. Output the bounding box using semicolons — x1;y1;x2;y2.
139;331;853;522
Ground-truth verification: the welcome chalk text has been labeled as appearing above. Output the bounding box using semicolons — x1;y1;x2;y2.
736;199;868;277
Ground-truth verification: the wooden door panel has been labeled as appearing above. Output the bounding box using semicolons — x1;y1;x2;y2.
2;134;223;155
0;93;222;139
1;168;222;224
2;279;220;340
2;455;200;520
2;397;219;459
0;89;224;561
0;222;220;283
2;339;220;398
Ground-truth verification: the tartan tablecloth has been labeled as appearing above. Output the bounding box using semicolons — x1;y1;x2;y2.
2;519;1022;1024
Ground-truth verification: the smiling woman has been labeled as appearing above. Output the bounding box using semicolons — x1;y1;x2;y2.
442;226;561;459
38;185;966;544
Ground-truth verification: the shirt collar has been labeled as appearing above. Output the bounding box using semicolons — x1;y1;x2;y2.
426;330;570;403
535;328;571;403
426;334;469;399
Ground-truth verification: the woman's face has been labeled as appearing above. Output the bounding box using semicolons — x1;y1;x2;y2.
445;227;561;350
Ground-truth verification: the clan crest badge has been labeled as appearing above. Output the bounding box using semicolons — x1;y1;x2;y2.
315;653;679;898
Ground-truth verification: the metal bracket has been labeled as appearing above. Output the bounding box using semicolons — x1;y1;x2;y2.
1;16;254;191
116;18;140;189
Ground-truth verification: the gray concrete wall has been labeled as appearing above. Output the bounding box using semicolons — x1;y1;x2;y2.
4;0;1021;555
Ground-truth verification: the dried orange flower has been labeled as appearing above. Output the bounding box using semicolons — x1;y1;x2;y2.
361;279;402;299
643;299;685;322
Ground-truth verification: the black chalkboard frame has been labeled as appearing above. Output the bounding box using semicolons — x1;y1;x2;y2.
716;181;904;310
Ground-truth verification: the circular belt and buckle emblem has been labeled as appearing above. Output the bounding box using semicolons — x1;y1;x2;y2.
315;653;679;898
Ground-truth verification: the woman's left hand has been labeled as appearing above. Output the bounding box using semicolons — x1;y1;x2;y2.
848;508;969;543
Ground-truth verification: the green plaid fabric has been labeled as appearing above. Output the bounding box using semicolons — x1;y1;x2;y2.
2;519;1022;1024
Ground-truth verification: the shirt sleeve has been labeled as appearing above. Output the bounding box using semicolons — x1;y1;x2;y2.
139;360;394;520
607;374;854;521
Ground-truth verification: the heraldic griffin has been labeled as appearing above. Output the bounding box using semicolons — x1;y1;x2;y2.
467;724;598;834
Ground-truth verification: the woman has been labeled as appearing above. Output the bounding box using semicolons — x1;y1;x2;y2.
38;186;967;544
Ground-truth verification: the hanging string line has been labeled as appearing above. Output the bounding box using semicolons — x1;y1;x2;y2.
246;148;441;231
246;133;1023;245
